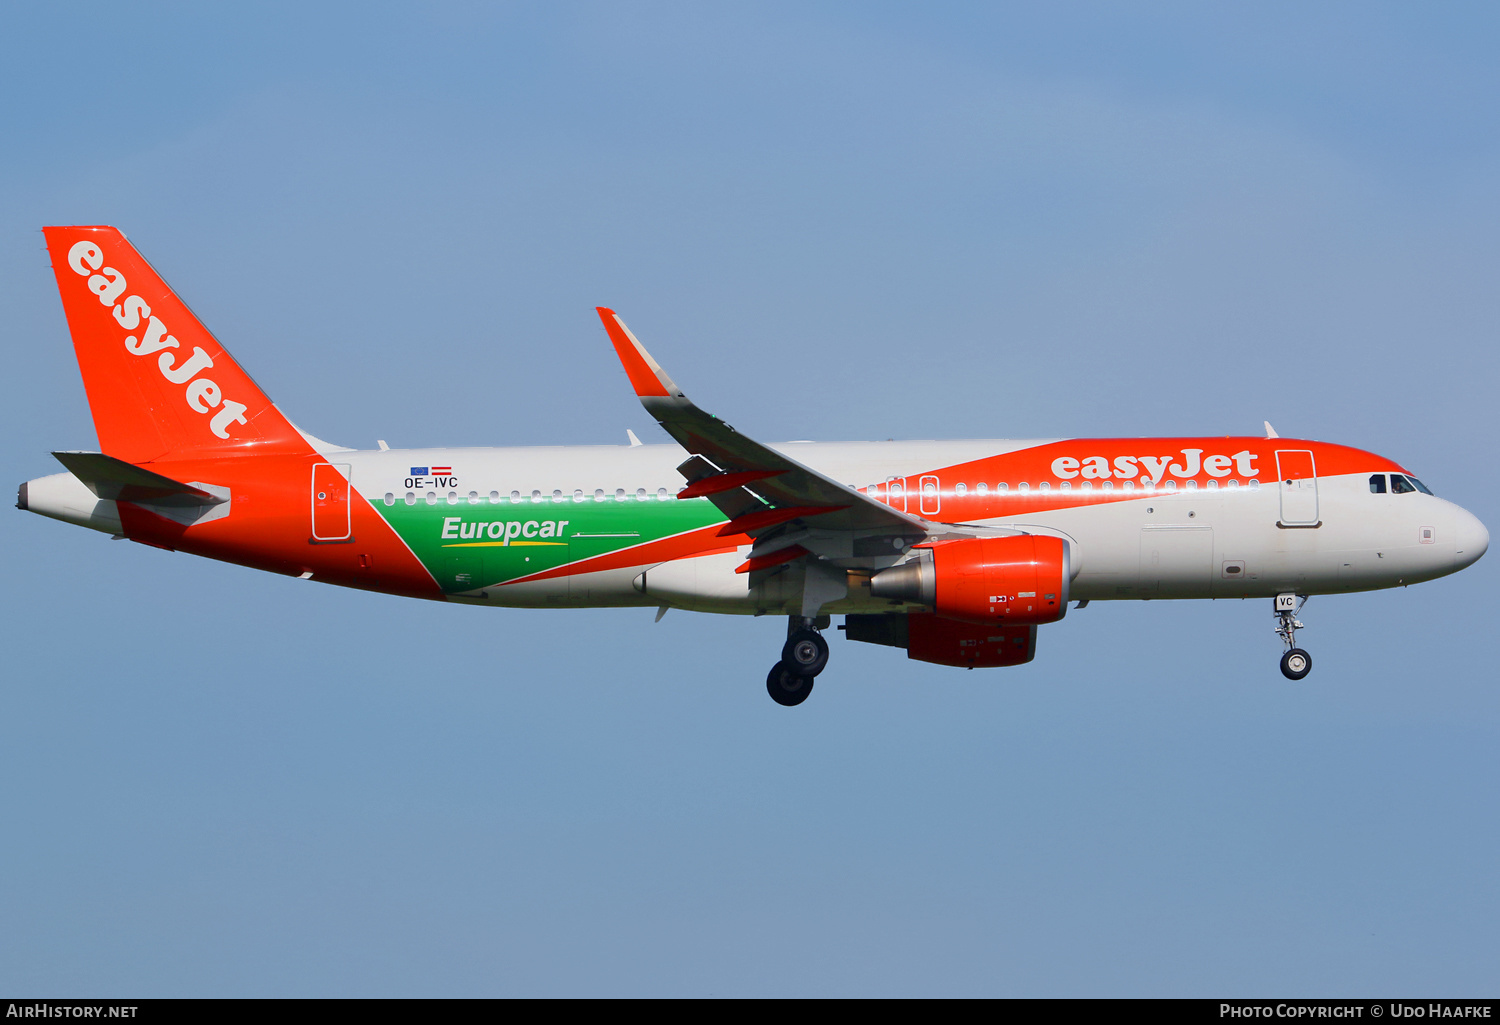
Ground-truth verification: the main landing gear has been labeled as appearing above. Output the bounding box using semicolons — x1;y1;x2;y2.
1274;593;1312;681
767;616;830;706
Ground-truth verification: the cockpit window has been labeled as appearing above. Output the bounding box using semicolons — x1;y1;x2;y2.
1369;474;1387;494
1408;476;1433;495
1390;474;1416;495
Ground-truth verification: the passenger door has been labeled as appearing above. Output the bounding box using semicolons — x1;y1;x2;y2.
311;463;352;542
1275;450;1319;526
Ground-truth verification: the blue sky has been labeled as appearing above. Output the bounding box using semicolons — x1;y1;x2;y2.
2;2;1496;996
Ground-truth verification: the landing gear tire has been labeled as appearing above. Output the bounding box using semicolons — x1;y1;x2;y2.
1280;648;1312;681
782;629;829;678
767;662;814;706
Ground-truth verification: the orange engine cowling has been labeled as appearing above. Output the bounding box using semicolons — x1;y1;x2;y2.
869;534;1071;626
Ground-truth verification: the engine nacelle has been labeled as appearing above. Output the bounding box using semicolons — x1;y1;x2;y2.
869;534;1070;626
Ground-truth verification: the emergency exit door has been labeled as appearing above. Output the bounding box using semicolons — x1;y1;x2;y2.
918;475;942;516
1275;450;1319;526
311;463;352;541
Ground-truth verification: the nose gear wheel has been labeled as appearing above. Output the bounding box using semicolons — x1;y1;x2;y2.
1280;648;1312;680
1273;594;1312;680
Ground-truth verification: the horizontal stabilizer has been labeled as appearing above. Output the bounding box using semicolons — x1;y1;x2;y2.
51;451;223;506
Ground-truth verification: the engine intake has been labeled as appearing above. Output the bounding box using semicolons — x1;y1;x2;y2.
869;534;1070;626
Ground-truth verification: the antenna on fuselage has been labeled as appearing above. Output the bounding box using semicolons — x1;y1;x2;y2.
1263;421;1280;439
627;429;643;447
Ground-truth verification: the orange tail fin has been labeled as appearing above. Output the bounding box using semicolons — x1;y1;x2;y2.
43;226;308;464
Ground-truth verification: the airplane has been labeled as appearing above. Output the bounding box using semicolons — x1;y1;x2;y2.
18;226;1490;705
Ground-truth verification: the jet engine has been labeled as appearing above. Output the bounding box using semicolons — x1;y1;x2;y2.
868;534;1071;626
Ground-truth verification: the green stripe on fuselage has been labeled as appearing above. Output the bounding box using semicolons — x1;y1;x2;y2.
371;495;727;593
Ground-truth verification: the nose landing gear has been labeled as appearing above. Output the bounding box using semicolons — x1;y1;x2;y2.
767;616;830;706
1274;593;1312;680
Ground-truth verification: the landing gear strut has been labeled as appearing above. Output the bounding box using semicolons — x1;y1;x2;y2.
1274;593;1312;681
767;616;830;706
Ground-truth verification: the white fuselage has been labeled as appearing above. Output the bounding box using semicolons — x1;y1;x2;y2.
25;438;1487;616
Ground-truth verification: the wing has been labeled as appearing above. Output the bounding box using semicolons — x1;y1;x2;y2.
596;308;932;548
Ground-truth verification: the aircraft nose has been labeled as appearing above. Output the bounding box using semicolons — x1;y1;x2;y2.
1454;507;1489;570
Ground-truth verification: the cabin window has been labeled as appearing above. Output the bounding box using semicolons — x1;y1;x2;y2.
616;488;627;501
997;482;1008;492
383;492;394;506
1186;480;1198;490
510;490;522;504
1080;481;1092;491
657;487;670;500
1018;482;1030;493
1040;481;1051;491
405;492;416;506
1227;480;1239;489
447;491;459;505
489;491;501;504
573;489;585;502
1248;479;1261;490
1163;481;1176;492
531;490;543;503
1102;481;1114;491
1121;481;1133;491
425;491;438;506
468;491;480;505
595;489;606;502
1390;474;1416;495
1369;474;1387;494
636;488;648;501
976;482;988;495
1206;480;1219;490
955;482;967;496
1061;481;1071;490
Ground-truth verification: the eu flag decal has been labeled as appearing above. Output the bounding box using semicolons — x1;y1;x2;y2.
410;466;430;476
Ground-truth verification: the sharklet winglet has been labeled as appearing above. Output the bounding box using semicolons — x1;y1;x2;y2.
597;307;683;400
